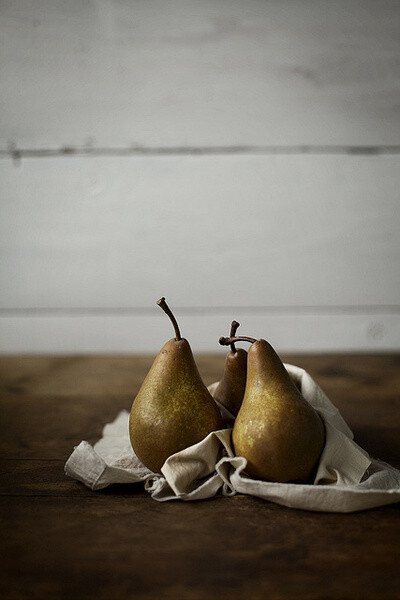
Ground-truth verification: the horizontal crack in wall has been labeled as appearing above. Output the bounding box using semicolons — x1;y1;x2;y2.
2;145;400;161
0;306;399;316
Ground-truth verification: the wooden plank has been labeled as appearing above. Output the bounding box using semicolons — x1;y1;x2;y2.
0;459;90;496
1;312;399;353
1;154;399;311
1;0;400;150
1;492;400;599
1;355;399;464
1;354;399;599
0;459;145;497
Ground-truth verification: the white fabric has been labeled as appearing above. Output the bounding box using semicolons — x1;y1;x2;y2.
65;364;400;512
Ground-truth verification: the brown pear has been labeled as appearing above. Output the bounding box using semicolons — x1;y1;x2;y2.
220;336;325;483
129;298;223;473
214;321;247;416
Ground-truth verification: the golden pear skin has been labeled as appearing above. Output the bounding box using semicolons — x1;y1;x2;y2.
129;299;223;473
214;348;247;416
214;322;247;416
221;337;325;483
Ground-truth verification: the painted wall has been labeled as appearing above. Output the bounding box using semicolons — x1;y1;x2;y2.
1;0;399;353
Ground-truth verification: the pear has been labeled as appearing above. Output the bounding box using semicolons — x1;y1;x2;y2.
129;298;223;473
214;321;247;417
220;335;325;483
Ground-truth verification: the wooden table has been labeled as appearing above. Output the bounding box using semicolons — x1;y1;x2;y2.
1;354;399;600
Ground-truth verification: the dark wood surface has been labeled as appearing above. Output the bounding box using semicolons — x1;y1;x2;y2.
0;353;399;600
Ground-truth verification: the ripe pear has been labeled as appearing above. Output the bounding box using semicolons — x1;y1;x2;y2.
220;335;325;483
214;321;247;417
129;298;223;473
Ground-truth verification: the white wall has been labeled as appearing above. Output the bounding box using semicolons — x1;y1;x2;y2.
1;0;399;353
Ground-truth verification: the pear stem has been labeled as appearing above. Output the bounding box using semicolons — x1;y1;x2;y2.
157;297;182;341
229;321;240;353
219;335;257;346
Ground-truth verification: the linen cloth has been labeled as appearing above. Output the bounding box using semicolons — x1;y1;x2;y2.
65;364;400;512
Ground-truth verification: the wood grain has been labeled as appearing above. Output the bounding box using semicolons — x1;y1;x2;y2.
1;354;399;463
1;495;399;600
0;354;399;599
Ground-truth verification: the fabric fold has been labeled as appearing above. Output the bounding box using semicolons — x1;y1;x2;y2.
65;364;400;512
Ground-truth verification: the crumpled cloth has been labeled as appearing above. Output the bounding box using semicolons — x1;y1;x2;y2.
65;364;400;512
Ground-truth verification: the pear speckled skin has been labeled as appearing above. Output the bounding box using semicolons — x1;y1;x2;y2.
232;339;325;483
214;348;247;416
129;338;223;474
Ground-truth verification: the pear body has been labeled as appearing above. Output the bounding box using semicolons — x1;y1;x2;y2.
129;338;223;473
214;348;247;416
232;340;325;483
